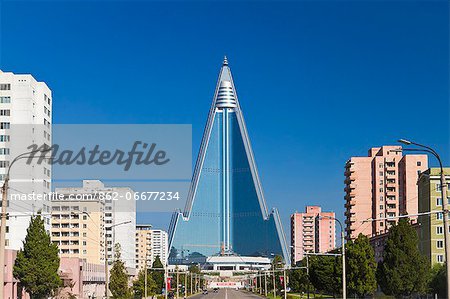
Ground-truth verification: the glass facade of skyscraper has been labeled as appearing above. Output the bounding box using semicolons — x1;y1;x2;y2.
168;58;289;265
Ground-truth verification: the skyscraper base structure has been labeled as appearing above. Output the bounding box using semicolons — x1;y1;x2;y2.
168;58;289;266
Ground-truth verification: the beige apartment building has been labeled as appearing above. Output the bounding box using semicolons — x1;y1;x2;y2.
344;146;428;240
51;197;105;265
291;206;336;264
135;224;152;272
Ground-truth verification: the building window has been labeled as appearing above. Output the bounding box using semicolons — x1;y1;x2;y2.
437;198;443;206
380;205;384;210
437;226;444;235
0;84;11;90
380;222;384;227
0;97;11;103
0;110;10;116
417;161;422;166
0;161;9;168
0;135;10;142
0;148;10;155
437;213;443;220
437;255;444;263
0;122;10;129
437;240;444;248
379;171;383;176
437;183;442;192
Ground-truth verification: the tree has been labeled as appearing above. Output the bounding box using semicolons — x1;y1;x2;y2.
377;218;429;297
289;259;310;294
429;263;446;297
109;244;131;299
133;268;157;298
309;254;342;298
151;255;165;294
189;264;201;274
346;234;377;297
13;214;61;299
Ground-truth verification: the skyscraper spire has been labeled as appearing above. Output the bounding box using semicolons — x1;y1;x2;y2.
223;55;228;66
168;58;290;265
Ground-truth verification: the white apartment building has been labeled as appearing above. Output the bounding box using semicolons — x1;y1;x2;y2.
54;180;136;272
150;229;168;266
0;70;52;250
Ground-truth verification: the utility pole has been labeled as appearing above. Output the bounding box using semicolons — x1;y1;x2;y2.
273;266;276;298
264;272;267;297
319;215;346;299
283;268;287;299
184;271;187;297
164;265;168;299
306;255;310;299
105;230;109;299
0;148;51;297
0;178;8;297
144;259;148;299
104;220;131;299
176;270;179;299
341;229;346;299
398;139;450;299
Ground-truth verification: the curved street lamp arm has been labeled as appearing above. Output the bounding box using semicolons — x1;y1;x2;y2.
5;147;52;181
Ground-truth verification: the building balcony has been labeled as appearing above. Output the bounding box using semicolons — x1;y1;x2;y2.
386;190;396;197
345;216;357;224
345;200;356;208
386;182;396;188
344;166;355;177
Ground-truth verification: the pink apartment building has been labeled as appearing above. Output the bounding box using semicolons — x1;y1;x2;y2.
344;146;428;240
291;206;336;265
2;251;104;299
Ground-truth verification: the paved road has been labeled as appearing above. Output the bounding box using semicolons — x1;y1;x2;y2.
190;289;262;299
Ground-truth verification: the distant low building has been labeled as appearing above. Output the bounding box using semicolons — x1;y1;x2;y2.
203;255;271;272
291;206;336;264
58;257;105;299
4;249;29;299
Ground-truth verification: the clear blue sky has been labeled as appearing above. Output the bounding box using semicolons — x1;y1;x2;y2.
0;1;448;234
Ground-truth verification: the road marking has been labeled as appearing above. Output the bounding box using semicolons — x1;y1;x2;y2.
225;289;228;299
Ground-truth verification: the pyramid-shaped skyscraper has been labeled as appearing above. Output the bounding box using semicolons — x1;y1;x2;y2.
168;58;289;265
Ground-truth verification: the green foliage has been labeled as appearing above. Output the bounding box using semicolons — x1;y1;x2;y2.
13;214;61;299
289;259;309;293
345;234;377;297
188;264;201;274
377;218;429;297
109;244;131;299
309;255;342;298
429;263;446;297
151;256;164;294
272;255;284;269
133;269;157;298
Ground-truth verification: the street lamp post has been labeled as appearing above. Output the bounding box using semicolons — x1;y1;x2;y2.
264;271;267;296
320;215;346;299
273;263;276;298
0;147;51;297
105;220;132;299
398;138;450;299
